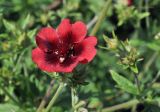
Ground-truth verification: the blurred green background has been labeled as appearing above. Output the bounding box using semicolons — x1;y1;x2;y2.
0;0;160;112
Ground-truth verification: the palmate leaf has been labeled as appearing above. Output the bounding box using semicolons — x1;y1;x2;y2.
110;70;138;95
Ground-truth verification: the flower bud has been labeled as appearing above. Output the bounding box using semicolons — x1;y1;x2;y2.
103;35;118;49
117;0;132;6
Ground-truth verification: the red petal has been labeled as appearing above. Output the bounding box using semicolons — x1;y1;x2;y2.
75;36;97;63
32;48;58;72
59;57;79;73
32;48;78;73
36;27;58;52
71;21;87;43
57;19;72;43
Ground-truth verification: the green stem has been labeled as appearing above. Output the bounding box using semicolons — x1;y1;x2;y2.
71;87;75;109
145;0;149;29
133;74;141;95
147;70;160;88
74;101;86;110
102;98;160;112
101;99;139;112
36;80;55;112
90;0;112;36
152;83;160;89
144;52;158;72
0;84;19;105
134;0;143;39
44;82;65;112
71;87;79;112
139;52;159;80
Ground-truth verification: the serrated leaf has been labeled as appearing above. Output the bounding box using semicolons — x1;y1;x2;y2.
110;70;138;95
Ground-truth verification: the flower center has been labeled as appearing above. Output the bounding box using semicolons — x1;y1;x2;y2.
58;45;75;63
59;57;65;63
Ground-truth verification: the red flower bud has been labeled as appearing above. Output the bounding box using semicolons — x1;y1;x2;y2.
127;0;132;6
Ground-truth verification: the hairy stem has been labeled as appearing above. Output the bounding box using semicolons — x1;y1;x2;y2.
87;16;98;30
139;52;159;80
0;84;19;105
44;82;65;112
101;99;139;112
102;99;160;112
145;0;150;29
134;74;141;95
152;83;160;88
147;70;160;88
90;0;112;36
71;87;79;112
74;101;86;110
36;79;55;112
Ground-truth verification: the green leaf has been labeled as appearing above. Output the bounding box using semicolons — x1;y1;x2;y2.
138;12;150;20
103;34;110;43
103;35;118;49
0;33;8;38
110;70;138;95
27;29;37;39
88;97;101;108
147;42;160;51
0;103;19;112
22;14;31;29
98;45;109;50
130;64;138;74
3;19;16;32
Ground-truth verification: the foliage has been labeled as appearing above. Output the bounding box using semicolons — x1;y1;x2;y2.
0;0;160;112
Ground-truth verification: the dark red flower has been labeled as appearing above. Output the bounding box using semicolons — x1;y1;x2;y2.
32;19;97;73
127;0;132;6
117;0;132;6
